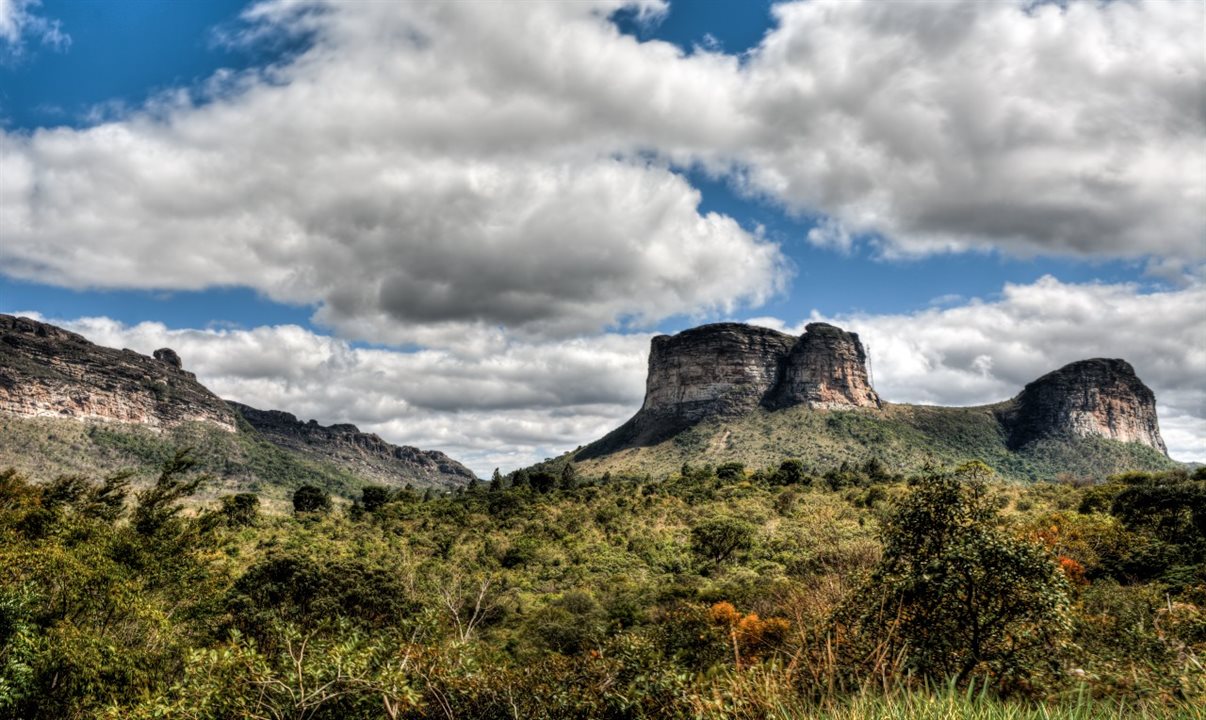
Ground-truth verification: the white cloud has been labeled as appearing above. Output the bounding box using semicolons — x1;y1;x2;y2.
752;276;1206;462
0;0;68;56
2;0;1201;348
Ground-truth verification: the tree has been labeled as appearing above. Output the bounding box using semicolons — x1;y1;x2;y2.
852;468;1070;690
360;485;391;512
716;462;745;482
530;471;557;494
490;468;504;492
559;463;579;491
292;484;331;515
690;516;756;565
773;459;807;486
132;449;208;536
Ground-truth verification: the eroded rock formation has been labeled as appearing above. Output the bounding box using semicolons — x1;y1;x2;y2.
0;314;238;431
581;322;880;456
999;358;1167;454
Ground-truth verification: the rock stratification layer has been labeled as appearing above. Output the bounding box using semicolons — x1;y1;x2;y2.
0;314;237;431
1000;358;1167;454
231;403;477;488
581;322;880;456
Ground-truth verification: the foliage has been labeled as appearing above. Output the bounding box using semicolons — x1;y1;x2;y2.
292;484;332;514
850;467;1072;691
0;455;1202;719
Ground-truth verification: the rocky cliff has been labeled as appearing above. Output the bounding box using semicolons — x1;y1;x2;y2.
0;314;238;432
0;314;476;492
576;322;1167;467
999;358;1167;454
231;403;477;489
580;322;880;457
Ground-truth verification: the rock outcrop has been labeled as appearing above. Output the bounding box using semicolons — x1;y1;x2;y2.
641;323;796;423
580;322;880;456
231;403;477;488
999;359;1167;454
767;323;881;410
577;322;1170;465
0;314;238;431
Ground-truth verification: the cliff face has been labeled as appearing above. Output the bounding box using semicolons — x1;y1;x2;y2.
1000;359;1167;454
580;322;881;457
0;314;237;432
231;403;477;488
641;323;796;422
578;322;1169;465
768;323;881;410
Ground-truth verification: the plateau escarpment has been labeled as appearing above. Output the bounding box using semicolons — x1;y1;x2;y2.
581;322;879;457
0;314;237;431
999;359;1166;454
231;403;476;490
0;314;476;493
573;321;1171;478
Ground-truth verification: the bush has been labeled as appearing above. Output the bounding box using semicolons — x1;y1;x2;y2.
690;517;756;565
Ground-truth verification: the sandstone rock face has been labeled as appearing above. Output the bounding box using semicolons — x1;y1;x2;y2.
768;323;881;410
0;314;238;432
580;322;880;456
999;359;1167;454
231;403;477;488
642;323;796;422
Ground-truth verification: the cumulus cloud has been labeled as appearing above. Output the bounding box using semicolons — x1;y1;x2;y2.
752;276;1206;462
0;0;68;57
728;0;1205;260
3;0;1201;347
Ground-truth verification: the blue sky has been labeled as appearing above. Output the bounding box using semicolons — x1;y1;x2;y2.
1;0;1202;470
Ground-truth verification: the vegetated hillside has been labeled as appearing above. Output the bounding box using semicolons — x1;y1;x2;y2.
565;403;1179;482
230;402;474;492
0;314;477;499
1;453;1202;719
0;415;370;509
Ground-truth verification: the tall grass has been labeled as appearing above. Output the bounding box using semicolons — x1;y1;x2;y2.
698;682;1203;720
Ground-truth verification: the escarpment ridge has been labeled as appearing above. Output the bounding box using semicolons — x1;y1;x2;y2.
576;322;1167;467
0;314;476;491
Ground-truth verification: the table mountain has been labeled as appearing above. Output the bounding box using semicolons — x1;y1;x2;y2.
570;322;1173;480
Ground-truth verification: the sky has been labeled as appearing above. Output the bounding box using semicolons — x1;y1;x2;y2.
0;0;1203;475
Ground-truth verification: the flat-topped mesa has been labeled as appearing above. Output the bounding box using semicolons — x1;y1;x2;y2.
769;322;881;410
1001;358;1167;454
579;322;880;457
0;314;238;432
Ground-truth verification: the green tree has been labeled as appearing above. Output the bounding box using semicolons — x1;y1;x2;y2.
292;484;331;515
560;463;579;491
854;469;1070;690
132;449;207;536
690;516;756;565
219;493;260;527
361;485;391;512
